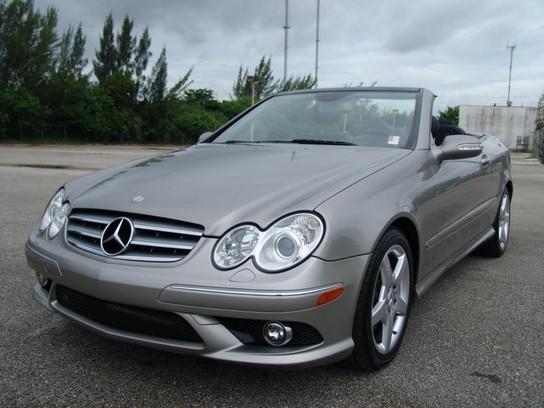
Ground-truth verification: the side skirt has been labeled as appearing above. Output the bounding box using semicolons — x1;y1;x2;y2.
415;227;494;297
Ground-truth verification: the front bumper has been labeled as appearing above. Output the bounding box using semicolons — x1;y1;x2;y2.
26;230;369;368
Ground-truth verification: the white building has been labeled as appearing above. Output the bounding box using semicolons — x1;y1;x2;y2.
459;105;537;150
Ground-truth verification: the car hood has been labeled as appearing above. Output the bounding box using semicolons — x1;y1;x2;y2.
66;143;410;235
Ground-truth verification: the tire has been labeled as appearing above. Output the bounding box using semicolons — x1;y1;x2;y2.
350;229;414;371
479;189;511;258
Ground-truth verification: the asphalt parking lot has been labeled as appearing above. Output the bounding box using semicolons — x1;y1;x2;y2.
0;145;542;407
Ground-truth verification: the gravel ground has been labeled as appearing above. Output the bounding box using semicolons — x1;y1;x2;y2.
0;147;542;407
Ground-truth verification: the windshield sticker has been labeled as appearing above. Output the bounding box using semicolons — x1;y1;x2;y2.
388;135;400;145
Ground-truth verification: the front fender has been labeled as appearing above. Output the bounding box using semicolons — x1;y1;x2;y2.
312;151;429;262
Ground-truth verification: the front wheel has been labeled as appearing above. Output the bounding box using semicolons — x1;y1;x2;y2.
350;229;413;370
479;189;511;257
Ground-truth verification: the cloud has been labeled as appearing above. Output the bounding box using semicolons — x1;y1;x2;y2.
35;0;544;109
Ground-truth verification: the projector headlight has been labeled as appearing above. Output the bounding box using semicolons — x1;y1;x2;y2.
213;213;324;272
39;188;70;239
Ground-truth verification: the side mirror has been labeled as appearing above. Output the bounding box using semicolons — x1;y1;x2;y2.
438;134;483;161
198;131;214;144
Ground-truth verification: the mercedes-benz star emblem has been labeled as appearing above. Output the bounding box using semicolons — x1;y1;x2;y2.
100;217;134;256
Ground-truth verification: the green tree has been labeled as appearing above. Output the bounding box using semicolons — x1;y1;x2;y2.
219;98;251;119
0;85;47;139
233;56;277;101
0;6;264;144
93;13;116;83
57;25;74;74
141;47;193;143
133;27;151;99
101;71;139;142
184;88;220;111
145;47;167;104
116;15;135;73
79;85;114;141
279;74;316;91
33;5;57;83
164;98;227;144
439;105;459;125
71;23;87;79
143;46;193;104
536;93;544;130
56;23;87;79
0;0;58;88
232;56;315;101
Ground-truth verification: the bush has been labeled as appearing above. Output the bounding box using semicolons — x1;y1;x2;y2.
165;100;228;144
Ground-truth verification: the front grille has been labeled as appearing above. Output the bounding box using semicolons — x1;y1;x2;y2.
219;318;323;347
66;209;204;262
55;285;203;343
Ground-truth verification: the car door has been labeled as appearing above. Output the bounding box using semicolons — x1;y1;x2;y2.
424;135;493;271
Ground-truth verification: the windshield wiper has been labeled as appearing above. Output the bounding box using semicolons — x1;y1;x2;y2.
222;140;279;144
221;139;357;146
290;139;357;146
222;140;254;144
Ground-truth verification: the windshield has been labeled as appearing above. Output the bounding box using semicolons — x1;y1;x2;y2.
212;91;419;148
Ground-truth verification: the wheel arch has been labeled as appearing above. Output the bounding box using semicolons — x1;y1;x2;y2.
379;215;421;284
505;180;513;198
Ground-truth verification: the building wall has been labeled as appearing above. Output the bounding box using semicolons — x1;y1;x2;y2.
459;105;537;149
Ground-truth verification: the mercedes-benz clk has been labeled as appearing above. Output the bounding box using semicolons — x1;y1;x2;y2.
26;88;512;370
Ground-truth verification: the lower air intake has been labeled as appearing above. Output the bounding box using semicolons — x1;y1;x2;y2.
55;285;202;343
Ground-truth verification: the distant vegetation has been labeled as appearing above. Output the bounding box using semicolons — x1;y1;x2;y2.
536;93;544;130
438;106;459;125
0;0;315;144
536;93;544;163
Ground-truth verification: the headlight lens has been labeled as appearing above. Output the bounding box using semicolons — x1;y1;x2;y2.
213;225;260;268
213;213;324;272
39;189;70;238
255;214;323;271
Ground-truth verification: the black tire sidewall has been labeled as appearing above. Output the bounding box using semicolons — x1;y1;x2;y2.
495;190;511;255
488;189;511;257
351;228;414;370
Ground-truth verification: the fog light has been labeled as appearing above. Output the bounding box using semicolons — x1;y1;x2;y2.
36;272;49;288
263;321;293;346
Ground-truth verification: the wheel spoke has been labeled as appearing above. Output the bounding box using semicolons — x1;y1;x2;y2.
381;314;393;353
372;300;388;326
380;257;393;287
395;296;408;316
392;254;408;286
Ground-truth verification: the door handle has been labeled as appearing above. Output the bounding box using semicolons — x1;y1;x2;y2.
481;154;490;168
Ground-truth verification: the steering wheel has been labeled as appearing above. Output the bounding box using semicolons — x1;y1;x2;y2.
356;125;391;147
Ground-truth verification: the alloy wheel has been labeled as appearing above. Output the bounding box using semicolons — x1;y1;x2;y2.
498;193;510;249
371;244;410;354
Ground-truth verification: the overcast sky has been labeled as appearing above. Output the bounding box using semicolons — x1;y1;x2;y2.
35;0;544;111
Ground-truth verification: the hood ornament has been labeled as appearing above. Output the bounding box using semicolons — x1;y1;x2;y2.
132;195;145;203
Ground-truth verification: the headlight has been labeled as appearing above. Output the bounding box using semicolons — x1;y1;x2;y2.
213;213;324;272
39;189;70;239
213;225;260;268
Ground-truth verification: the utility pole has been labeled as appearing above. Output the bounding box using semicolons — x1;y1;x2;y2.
283;0;290;83
314;0;320;88
248;75;259;105
506;44;516;107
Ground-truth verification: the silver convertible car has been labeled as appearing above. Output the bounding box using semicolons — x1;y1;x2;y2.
26;87;512;370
